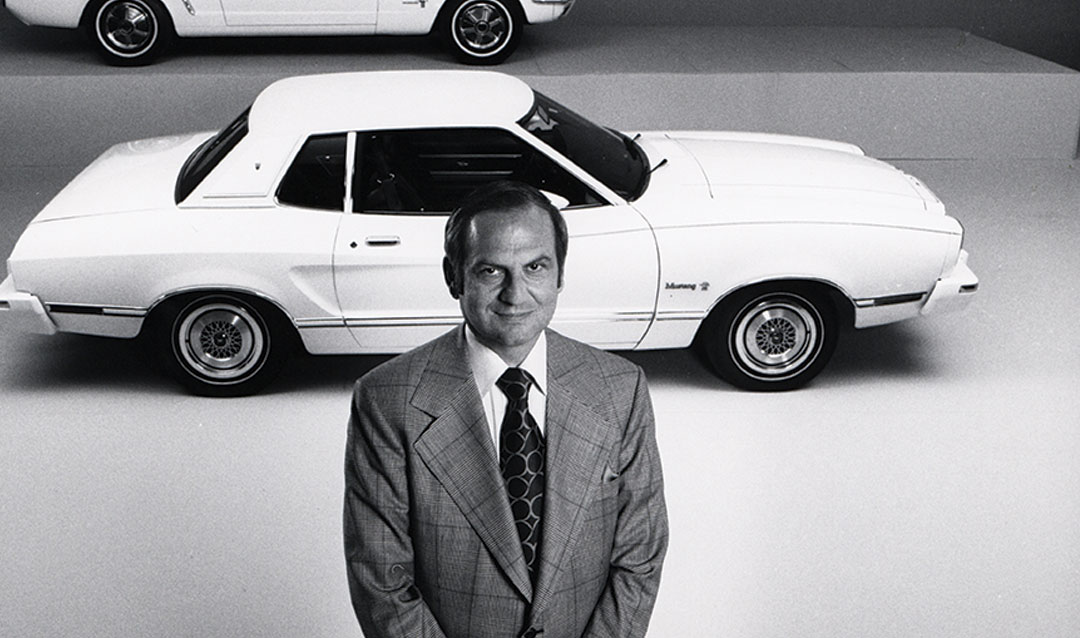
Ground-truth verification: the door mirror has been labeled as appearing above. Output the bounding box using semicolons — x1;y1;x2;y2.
540;190;570;210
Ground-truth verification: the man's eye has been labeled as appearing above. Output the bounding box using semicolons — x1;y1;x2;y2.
478;266;500;277
527;262;546;272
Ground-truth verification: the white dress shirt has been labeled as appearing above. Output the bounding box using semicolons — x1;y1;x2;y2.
464;326;547;448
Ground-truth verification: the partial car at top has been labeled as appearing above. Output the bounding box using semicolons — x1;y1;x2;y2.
3;0;573;65
0;70;978;395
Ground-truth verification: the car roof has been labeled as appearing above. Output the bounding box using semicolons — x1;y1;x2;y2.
248;71;536;136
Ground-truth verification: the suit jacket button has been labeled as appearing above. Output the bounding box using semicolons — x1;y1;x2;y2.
397;585;420;603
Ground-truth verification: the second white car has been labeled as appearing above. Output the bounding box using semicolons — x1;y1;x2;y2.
4;0;575;64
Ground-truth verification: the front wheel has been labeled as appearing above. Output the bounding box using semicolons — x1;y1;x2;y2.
156;295;293;397
439;0;522;65
701;286;837;391
85;0;174;66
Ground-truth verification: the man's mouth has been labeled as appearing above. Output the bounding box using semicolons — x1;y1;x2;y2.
496;310;534;320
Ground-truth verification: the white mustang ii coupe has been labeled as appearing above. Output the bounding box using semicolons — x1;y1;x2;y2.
0;71;978;395
3;0;571;64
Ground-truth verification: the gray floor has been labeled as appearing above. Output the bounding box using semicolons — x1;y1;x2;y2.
1;16;1079;638
2;10;1072;77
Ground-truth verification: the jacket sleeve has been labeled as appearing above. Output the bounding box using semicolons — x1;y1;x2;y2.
344;378;448;638
581;366;669;638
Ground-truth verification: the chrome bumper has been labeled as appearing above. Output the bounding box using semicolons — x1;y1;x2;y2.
921;249;979;316
0;274;57;335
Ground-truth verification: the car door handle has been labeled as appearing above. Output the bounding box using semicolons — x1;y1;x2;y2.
363;236;400;247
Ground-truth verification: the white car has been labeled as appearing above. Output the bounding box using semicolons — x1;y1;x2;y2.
0;70;978;395
3;0;573;64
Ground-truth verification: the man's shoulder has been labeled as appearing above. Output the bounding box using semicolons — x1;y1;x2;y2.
546;330;651;430
547;329;642;381
353;328;459;393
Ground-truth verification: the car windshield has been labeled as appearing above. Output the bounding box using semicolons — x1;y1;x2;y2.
518;92;649;201
174;107;250;203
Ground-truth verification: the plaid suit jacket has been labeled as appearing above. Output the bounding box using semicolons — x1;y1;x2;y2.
344;327;668;638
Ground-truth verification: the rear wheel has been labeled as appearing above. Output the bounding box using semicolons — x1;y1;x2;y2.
85;0;173;66
439;0;522;65
154;294;294;397
701;285;838;391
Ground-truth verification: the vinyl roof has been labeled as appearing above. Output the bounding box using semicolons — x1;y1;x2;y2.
248;71;537;135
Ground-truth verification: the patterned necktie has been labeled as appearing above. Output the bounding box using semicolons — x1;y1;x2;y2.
496;367;545;582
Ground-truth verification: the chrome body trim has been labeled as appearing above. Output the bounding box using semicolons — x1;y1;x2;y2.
853;292;927;308
45;303;148;317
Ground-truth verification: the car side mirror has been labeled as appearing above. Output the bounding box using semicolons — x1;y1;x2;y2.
540;190;570;210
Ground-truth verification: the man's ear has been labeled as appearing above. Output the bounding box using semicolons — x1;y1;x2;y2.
443;257;461;299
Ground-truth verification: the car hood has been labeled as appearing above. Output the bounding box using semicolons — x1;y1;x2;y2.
30;133;213;223
632;131;951;231
666;131;921;201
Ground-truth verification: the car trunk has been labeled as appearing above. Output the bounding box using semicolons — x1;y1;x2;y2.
30;133;213;223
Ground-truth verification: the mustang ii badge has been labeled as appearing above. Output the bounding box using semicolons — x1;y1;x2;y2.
665;282;710;291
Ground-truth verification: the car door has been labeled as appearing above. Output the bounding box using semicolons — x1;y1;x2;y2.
333;127;659;352
219;0;377;26
270;132;361;354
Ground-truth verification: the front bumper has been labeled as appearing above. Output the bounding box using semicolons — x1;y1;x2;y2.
921;249;979;316
525;0;575;22
0;275;57;335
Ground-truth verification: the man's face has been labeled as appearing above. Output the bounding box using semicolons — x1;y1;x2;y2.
457;205;561;364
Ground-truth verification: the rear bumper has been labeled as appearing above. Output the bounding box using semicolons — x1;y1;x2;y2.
0;275;57;335
921;249;979;316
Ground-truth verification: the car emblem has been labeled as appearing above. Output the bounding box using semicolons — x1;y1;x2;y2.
665;282;710;292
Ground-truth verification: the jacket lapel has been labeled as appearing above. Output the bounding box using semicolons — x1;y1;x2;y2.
411;329;534;601
530;331;617;617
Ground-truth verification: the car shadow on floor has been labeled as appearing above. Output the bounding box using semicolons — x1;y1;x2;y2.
0;25;89;63
0;17;483;73
0;321;939;396
820;322;940;385
171;33;448;64
273;351;394;394
0;333;173;394
275;321;941;396
0;331;389;396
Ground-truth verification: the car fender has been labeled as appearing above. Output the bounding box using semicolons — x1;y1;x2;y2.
6;0;86;28
636;220;958;349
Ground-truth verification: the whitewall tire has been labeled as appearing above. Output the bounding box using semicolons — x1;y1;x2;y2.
155;294;293;397
702;285;838;391
440;0;523;65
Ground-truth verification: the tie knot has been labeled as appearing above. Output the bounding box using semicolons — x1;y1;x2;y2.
496;367;533;402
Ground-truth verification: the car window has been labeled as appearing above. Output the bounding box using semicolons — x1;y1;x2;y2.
175;107;250;204
352;128;603;214
276;134;348;211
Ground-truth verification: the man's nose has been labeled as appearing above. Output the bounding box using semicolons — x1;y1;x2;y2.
499;273;529;305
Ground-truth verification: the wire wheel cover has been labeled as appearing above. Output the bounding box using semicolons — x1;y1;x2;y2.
733;295;822;378
177;303;265;382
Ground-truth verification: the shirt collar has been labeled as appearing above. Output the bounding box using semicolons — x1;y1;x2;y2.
464;326;547;396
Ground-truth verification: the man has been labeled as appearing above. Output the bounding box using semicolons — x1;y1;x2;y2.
344;181;668;638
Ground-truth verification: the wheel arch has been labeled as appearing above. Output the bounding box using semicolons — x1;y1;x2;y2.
142;286;301;348
432;0;526;33
693;277;850;391
696;277;855;345
79;0;175;30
